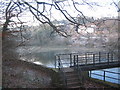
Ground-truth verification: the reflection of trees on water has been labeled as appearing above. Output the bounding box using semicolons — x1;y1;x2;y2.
33;51;55;64
18;47;72;67
18;45;118;68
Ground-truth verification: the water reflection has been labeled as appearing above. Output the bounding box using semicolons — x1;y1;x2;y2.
17;46;73;68
90;67;120;84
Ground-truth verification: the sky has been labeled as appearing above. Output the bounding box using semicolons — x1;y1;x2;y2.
22;0;119;26
51;0;119;19
0;0;119;26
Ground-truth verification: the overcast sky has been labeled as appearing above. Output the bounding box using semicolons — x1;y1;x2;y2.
0;0;119;26
23;0;119;26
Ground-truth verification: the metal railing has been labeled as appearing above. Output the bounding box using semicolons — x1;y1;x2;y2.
89;69;120;84
77;52;118;65
73;55;84;86
55;53;78;68
57;55;67;87
55;51;119;87
55;52;119;68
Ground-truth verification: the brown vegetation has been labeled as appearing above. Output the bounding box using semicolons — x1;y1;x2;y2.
2;59;56;88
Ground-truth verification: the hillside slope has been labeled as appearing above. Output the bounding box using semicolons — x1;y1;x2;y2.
2;59;56;88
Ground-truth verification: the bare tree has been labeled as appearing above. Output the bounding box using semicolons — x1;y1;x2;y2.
1;0;119;88
1;0;119;37
1;0;119;47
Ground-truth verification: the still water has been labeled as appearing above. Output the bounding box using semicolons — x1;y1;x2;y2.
17;46;105;68
90;67;120;84
17;46;75;68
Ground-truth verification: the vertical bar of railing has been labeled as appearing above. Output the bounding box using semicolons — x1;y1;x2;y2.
58;55;67;87
99;52;101;63
58;56;60;71
103;71;105;82
70;53;72;67
107;53;109;64
85;53;87;65
77;55;79;66
93;54;95;65
89;71;91;78
74;55;76;66
55;55;57;68
111;52;113;62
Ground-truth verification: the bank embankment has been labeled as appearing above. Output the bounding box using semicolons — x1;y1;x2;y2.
2;59;58;88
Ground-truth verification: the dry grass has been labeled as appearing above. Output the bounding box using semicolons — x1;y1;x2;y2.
2;59;56;88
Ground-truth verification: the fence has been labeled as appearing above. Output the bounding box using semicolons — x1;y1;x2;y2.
55;52;118;68
55;53;78;68
57;55;67;87
89;69;120;84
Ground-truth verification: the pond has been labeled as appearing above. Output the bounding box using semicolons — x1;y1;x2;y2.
17;46;104;68
17;46;75;68
89;67;120;84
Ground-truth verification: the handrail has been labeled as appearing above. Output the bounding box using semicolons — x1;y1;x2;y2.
77;63;84;86
57;56;67;87
90;73;120;81
55;51;119;87
77;52;118;66
89;69;120;83
55;51;119;68
55;52;80;56
74;55;84;86
100;70;120;74
55;51;118;56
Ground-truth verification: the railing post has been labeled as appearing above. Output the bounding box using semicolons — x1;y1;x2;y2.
70;53;72;66
93;54;95;65
55;56;57;68
77;55;78;66
107;53;109;64
74;55;76;66
103;71;105;82
58;56;60;71
89;71;91;78
85;53;87;65
111;52;113;62
99;52;101;63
